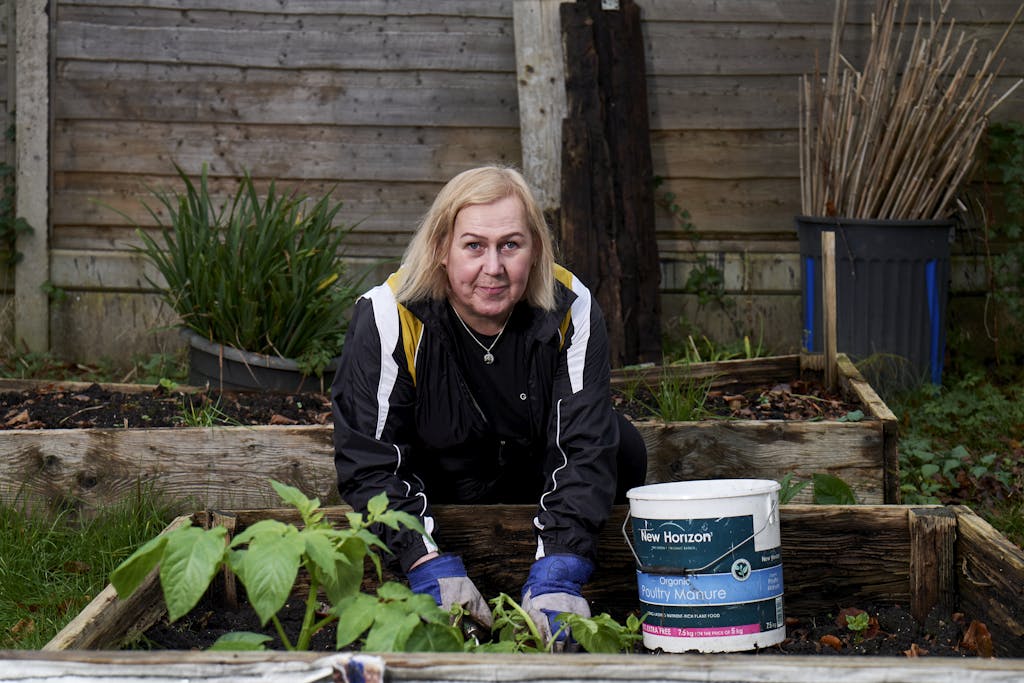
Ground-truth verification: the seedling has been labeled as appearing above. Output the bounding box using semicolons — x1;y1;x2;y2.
845;611;870;643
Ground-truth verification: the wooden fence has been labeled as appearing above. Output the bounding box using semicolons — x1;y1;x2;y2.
1;0;1023;364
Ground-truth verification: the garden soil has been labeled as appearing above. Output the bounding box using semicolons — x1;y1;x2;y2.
0;375;860;429
138;591;994;657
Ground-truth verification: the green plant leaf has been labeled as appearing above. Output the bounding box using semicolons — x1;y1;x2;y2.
402;621;465;652
159;526;228;622
270;479;319;523
333;593;379;649
364;605;420;652
208;631;272;651
838;410;864;422
812;473;858;505
109;529;172;599
231;527;305;625
366;491;389;517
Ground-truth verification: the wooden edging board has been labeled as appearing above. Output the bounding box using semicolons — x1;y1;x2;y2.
45;503;1024;659
0;353;897;516
4;649;1024;683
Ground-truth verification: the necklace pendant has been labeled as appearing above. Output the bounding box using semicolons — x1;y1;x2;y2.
483;352;495;365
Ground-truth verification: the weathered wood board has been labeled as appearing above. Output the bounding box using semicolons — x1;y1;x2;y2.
44;503;1024;664
0;353;895;515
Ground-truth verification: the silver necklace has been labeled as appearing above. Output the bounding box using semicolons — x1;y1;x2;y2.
451;305;511;365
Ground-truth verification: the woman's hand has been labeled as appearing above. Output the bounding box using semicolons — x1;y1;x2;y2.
407;553;493;628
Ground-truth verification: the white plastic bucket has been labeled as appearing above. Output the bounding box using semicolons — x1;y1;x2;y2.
625;479;785;653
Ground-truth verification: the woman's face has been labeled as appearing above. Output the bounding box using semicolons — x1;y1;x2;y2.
442;194;534;333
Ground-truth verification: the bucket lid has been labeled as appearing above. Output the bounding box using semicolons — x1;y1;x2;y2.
626;478;780;501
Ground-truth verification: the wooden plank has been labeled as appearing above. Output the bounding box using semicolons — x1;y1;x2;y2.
636;420;886;504
0;425;341;515
513;0;566;211
648;74;1024;130
953;505;1024;658
908;507;957;623
13;0;50;352
56;17;516;71
644;22;1024;76
638;0;1024;23
59;0;513;18
52;121;522;181
9;648;1024;683
55;63;519;128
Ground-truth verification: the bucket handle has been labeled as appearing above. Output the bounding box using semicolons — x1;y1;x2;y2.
621;493;780;574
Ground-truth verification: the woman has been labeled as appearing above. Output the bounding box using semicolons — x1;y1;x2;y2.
331;165;647;644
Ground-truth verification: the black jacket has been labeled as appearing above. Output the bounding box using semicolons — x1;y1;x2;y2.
331;266;619;573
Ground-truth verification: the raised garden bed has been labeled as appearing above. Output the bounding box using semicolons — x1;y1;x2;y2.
611;353;899;504
0;353;896;517
41;503;1024;674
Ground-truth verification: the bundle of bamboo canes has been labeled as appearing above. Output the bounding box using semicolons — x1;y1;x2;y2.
800;0;1023;220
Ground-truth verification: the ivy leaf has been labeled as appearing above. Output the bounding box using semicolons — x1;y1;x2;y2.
160;526;227;622
838;409;864;422
208;631;272;651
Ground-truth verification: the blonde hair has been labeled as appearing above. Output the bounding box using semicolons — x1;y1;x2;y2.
395;165;557;310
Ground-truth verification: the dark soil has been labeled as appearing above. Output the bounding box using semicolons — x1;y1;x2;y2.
137;592;992;658
0;383;332;429
1;374;861;430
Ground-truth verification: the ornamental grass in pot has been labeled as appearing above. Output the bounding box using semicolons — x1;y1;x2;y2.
136;164;363;392
796;0;1023;386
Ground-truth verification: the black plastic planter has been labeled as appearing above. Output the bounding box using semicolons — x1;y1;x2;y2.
182;328;339;393
796;216;953;386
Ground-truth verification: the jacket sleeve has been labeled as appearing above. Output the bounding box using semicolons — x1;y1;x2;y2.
533;275;619;563
331;284;437;573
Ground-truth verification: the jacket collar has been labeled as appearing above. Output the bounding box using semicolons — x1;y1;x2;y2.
405;280;575;346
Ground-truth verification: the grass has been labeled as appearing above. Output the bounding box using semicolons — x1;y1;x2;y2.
0;349;189;386
0;489;176;649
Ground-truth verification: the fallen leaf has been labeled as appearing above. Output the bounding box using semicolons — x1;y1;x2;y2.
269;414;298;425
9;618;35;636
4;410;30;427
961;620;994;658
63;560;91;574
903;643;929;657
819;634;842;651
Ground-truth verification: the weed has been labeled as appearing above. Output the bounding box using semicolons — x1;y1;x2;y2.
643;373;712;422
177;395;237;427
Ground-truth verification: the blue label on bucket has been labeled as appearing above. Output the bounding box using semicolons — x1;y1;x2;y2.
632;515;771;573
636;565;783;606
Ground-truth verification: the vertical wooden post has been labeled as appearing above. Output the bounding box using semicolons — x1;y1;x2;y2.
14;0;50;352
513;0;567;214
821;232;837;390
908;507;957;623
560;0;661;367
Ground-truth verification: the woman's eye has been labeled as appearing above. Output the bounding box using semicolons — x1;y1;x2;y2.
503;241;519;250
465;242;481;250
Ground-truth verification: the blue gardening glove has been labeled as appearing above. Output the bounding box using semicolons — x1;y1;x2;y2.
521;554;594;647
407;554;492;628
